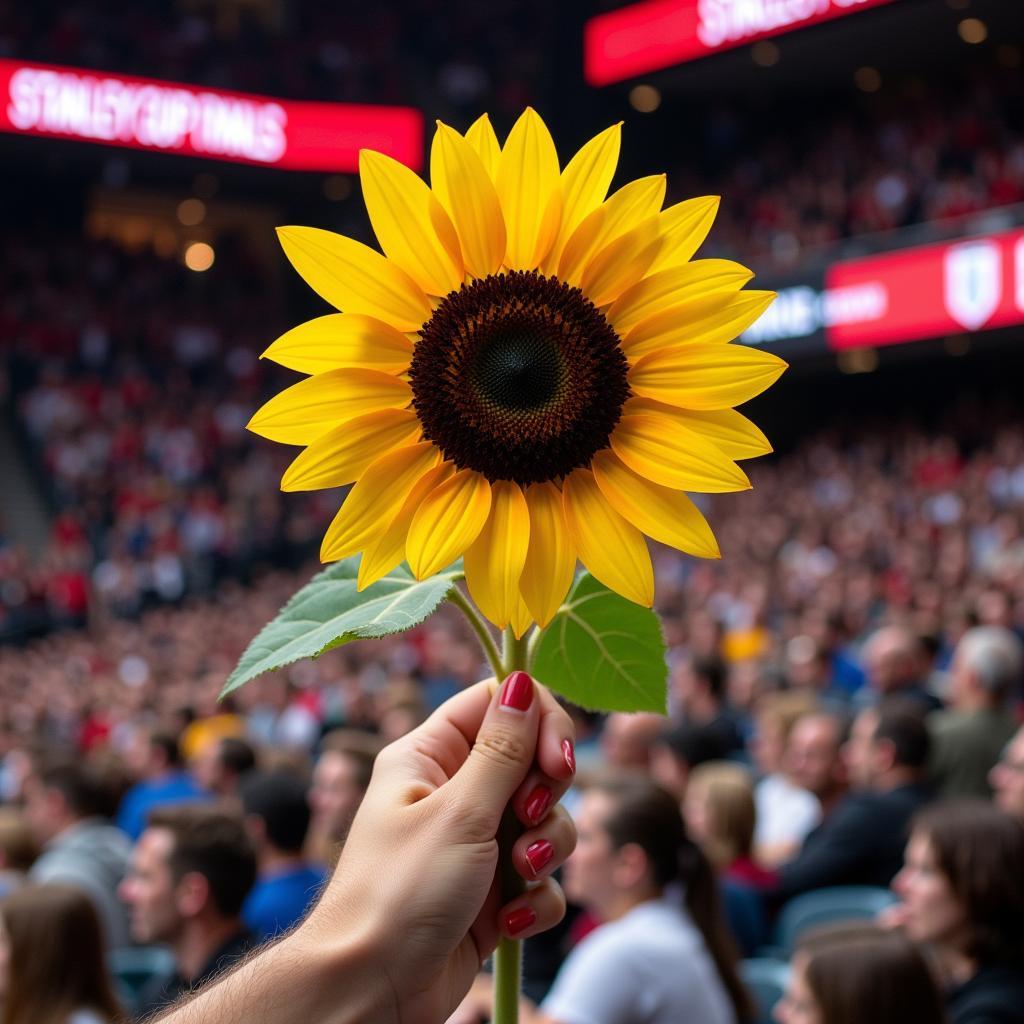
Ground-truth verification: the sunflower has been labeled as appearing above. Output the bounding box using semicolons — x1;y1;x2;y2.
249;109;786;636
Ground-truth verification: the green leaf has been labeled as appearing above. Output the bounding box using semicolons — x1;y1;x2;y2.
531;573;668;714
221;558;462;697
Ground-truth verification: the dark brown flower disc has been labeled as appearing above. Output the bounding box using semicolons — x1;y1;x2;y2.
410;271;631;486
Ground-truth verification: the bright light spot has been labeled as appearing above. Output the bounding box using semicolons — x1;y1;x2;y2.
751;41;780;67
177;198;206;226
629;84;661;113
184;242;215;272
958;18;988;43
854;67;882;93
323;175;352;201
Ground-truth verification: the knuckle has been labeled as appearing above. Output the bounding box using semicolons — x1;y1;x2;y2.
474;727;531;769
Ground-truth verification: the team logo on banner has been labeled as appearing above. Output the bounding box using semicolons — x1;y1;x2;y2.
944;241;1002;331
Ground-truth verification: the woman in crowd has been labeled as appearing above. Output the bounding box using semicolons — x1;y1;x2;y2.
888;801;1024;1024
0;883;123;1024
774;922;947;1024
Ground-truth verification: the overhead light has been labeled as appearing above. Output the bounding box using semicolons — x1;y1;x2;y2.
184;241;215;272
629;84;661;113
958;18;987;44
176;198;206;227
854;66;882;93
751;41;780;67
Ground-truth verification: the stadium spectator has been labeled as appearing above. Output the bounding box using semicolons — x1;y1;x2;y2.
649;721;732;802
777;702;932;898
191;736;257;801
861;625;943;712
118;804;257;1017
750;692;821;868
989;725;1024;820
929;626;1024;799
889;802;1024;1024
670;654;744;757
239;771;327;942
0;883;123;1024
775;923;947;1024
117;729;210;840
599;713;666;772
0;809;38;898
306;730;379;866
23;757;131;949
781;712;848;821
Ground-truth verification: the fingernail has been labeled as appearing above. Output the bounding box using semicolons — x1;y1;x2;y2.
526;839;554;876
524;784;552;824
562;738;576;775
500;671;534;712
505;906;536;936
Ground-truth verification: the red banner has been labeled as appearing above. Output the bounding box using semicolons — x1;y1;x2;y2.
585;0;895;85
0;59;423;171
825;227;1024;350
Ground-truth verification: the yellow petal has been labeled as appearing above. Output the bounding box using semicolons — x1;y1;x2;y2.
607;259;753;336
496;108;562;270
359;149;464;296
465;113;501;179
321;442;441;562
520;482;577;628
430;122;506;279
648;196;720;274
625;398;773;460
281;409;421;491
509;592;535;641
357;462;454;589
562;469;653;607
579;215;662;307
591;449;720;558
610;412;751;492
276;226;430;332
247;369;411;446
407;469;492;579
261;314;412;375
558;174;666;286
543;122;621;274
628;343;788;411
464;481;530;629
621;291;777;361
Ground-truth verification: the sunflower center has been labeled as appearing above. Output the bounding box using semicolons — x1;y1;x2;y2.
410;270;630;486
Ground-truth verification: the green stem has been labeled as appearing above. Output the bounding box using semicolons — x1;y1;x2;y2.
447;585;504;677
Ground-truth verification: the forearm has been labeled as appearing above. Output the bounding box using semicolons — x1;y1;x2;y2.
150;918;385;1024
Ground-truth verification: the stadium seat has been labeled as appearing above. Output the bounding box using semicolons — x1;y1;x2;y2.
107;946;175;1014
741;957;790;1024
771;886;898;954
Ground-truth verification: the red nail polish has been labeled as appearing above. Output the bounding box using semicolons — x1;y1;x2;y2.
524;784;552;824
562;738;576;775
505;906;536;936
526;839;554;876
500;671;534;712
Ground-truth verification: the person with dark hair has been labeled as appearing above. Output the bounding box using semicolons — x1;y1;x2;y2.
23;757;131;949
671;653;744;756
888;801;1024;1024
118;804;257;1016
0;809;37;898
117;728;210;840
775;922;947;1024
929;626;1023;799
990;724;1024;820
239;771;327;942
0;883;123;1024
650;720;730;800
861;625;943;712
777;701;933;898
191;736;257;800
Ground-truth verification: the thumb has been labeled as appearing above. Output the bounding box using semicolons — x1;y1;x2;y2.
445;671;539;838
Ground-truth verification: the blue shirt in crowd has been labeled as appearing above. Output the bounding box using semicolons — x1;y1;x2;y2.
243;863;328;942
116;772;211;840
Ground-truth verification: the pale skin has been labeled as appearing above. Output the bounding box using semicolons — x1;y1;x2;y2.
151;674;577;1024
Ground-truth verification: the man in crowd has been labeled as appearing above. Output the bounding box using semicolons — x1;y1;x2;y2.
670;653;744;756
599;712;666;772
929;625;1023;798
861;625;942;711
783;711;849;822
117;729;210;840
119;804;256;1017
306;730;379;865
777;701;933;899
240;770;328;941
25;756;131;948
989;724;1024;819
191;736;257;801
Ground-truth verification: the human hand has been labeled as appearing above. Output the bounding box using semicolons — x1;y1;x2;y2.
299;671;577;1024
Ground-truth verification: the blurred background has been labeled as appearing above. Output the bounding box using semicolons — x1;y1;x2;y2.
1;1;1024;1022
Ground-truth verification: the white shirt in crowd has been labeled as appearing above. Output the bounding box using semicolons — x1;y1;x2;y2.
541;898;736;1024
754;773;821;849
